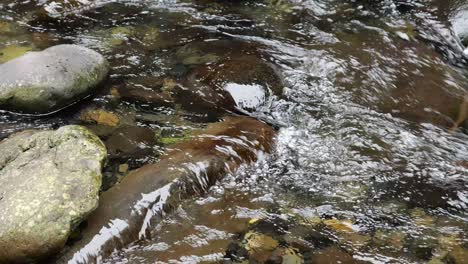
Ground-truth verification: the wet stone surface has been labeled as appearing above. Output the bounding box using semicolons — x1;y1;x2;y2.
56;116;275;264
0;44;109;114
0;125;106;263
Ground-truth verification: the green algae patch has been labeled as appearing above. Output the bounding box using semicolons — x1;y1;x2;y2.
160;136;185;145
108;26;135;47
157;129;193;146
0;21;13;33
0;45;33;64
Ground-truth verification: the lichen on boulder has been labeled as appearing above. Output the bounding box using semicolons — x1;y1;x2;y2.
0;125;107;263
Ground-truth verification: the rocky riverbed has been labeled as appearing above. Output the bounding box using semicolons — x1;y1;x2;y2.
0;0;467;264
0;38;279;262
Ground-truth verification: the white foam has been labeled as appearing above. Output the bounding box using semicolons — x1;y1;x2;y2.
69;219;129;264
224;83;266;110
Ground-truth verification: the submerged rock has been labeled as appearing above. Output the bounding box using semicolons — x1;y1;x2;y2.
107;26;135;47
201;55;283;97
105;125;158;160
0;125;107;263
382;78;465;129
309;246;366;264
117;76;175;107
243;232;280;263
180;55;283;113
0;44;109;114
225;217;307;264
118;52;283;120
0;21;14;33
80;109;120;127
56;116;275;264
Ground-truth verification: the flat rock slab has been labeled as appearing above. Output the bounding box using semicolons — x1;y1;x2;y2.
0;125;107;263
0;44;109;114
58;116;275;264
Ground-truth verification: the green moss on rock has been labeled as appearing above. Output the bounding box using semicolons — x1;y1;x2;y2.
0;44;109;114
0;125;107;263
0;45;33;64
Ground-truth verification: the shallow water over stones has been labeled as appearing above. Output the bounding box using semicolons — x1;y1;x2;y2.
56;116;274;264
1;0;468;263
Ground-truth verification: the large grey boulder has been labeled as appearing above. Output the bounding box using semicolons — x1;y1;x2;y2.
0;125;107;263
0;44;109;114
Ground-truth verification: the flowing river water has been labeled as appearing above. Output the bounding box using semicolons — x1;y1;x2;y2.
1;0;468;263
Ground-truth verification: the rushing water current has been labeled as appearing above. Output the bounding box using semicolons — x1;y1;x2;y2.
1;0;468;263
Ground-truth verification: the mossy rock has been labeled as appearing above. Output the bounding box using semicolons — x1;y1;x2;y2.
0;44;109;114
0;125;107;263
108;26;135;47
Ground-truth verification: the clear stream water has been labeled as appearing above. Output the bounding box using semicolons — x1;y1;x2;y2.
1;0;468;263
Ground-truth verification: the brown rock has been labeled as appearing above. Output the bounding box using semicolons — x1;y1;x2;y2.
80;109;120;127
117;76;175;107
169;54;284;118
118;54;283;119
105;126;157;159
56;116;275;264
310;246;367;264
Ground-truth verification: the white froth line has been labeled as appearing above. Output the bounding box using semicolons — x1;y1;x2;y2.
69;219;129;264
68;150;269;263
137;183;173;239
184;161;210;191
215;145;241;160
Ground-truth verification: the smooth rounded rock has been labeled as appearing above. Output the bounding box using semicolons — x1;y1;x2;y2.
0;44;109;114
180;55;283;114
0;125;107;263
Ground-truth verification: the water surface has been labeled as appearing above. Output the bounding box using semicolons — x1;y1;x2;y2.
1;0;467;263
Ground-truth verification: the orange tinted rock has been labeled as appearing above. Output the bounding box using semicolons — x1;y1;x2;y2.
80;109;120;127
177;55;283;114
57;116;275;264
